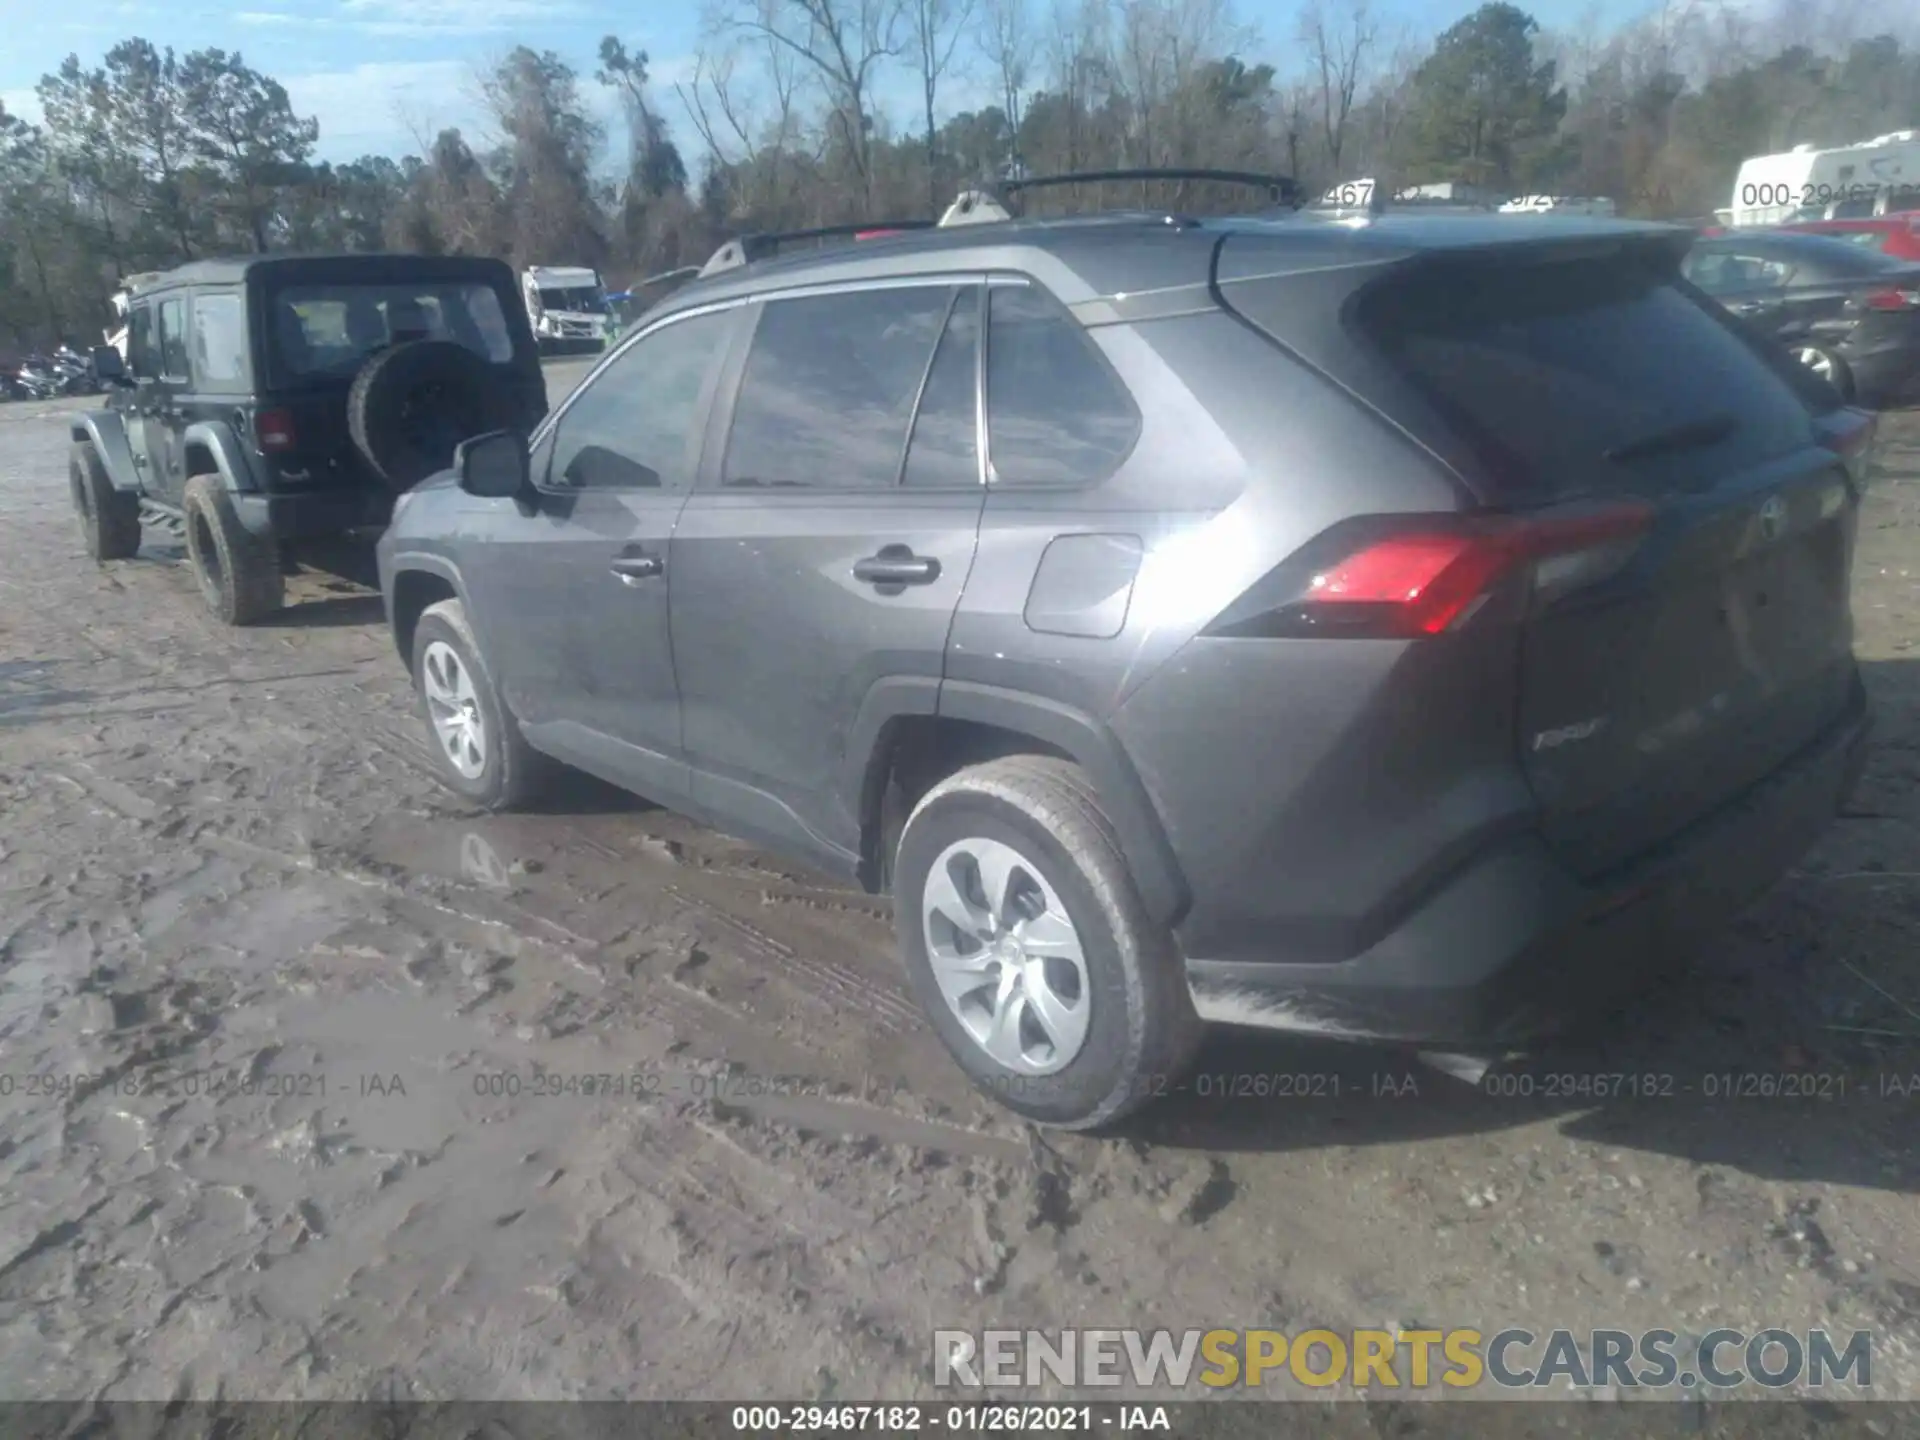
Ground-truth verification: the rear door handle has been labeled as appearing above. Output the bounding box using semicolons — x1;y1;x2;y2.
609;554;663;585
853;549;940;587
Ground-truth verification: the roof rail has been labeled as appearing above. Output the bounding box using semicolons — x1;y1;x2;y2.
1001;167;1301;208
698;220;938;278
937;168;1301;227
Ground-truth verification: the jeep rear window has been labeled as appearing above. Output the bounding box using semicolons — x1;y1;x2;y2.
1357;257;1819;501
267;281;514;381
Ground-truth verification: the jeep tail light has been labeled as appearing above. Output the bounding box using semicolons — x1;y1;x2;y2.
255;408;296;452
1204;504;1654;640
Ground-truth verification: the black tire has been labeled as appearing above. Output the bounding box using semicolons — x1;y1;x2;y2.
348;340;514;492
69;442;141;560
183;474;284;625
410;598;551;810
893;755;1203;1130
1794;345;1854;401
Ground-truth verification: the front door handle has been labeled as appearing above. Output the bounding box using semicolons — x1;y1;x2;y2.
609;554;663;585
853;548;940;587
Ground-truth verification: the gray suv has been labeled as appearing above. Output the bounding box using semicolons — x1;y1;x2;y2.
378;175;1876;1129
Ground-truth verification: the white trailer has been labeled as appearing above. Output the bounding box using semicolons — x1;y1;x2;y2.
521;265;612;351
1730;131;1920;228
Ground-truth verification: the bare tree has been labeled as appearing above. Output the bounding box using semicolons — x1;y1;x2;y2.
977;0;1029;159
1297;0;1377;177
730;0;903;207
908;0;976;209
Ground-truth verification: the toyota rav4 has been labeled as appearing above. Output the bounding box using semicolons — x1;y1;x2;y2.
377;178;1875;1129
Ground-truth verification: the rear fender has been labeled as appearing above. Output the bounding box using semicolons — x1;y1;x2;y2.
68;411;140;493
179;421;263;493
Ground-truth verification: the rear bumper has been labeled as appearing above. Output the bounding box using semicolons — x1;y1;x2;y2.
232;488;393;540
1183;682;1871;1047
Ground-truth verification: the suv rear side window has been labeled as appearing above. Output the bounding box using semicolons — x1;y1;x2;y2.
723;286;954;489
985;283;1140;487
1359;258;1817;502
192;293;247;387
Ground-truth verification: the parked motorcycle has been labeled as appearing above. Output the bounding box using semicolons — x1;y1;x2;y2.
11;359;60;399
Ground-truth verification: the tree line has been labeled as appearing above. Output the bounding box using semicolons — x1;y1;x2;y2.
3;0;1919;348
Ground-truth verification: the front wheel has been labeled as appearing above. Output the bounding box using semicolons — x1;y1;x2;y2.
893;755;1203;1130
69;442;141;560
410;598;551;810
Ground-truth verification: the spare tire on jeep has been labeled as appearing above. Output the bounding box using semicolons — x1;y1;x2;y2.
348;339;517;491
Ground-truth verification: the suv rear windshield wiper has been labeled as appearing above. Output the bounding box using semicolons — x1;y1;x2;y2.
1603;413;1738;465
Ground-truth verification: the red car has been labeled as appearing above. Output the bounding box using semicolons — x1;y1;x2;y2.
1781;214;1920;262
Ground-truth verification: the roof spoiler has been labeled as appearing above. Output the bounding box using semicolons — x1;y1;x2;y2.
698;220;938;277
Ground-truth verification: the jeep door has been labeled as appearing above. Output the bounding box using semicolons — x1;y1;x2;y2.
460;305;742;802
142;295;196;503
121;302;168;497
670;281;987;873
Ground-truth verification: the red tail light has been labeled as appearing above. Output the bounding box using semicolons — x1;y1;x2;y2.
254;408;296;452
855;228;904;240
1860;287;1920;310
1206;504;1653;640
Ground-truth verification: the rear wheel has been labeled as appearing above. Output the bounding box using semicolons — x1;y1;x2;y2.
69;442;141;560
893;755;1202;1130
1791;344;1853;400
183;474;284;625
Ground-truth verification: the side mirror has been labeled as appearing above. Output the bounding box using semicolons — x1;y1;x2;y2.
91;346;128;383
457;430;530;499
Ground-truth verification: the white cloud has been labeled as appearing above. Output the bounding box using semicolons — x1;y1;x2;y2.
2;88;43;125
283;59;488;159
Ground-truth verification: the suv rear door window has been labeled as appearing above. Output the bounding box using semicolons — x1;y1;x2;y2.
985;283;1140;487
129;305;158;378
157;298;190;380
1359;257;1817;502
902;287;982;489
722;285;954;490
267;281;514;382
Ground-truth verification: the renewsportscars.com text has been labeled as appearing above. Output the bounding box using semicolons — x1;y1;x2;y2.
933;1327;1875;1392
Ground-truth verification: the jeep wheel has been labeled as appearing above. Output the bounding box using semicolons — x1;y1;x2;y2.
411;598;550;809
183;474;284;625
69;442;141;560
893;755;1203;1130
349;340;514;492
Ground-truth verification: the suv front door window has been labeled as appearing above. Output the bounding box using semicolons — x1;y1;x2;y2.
671;283;987;860
461;307;740;796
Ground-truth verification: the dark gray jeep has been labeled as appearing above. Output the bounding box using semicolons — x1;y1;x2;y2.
378;173;1876;1129
71;253;547;624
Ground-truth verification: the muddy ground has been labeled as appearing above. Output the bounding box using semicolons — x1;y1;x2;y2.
1;368;1918;1425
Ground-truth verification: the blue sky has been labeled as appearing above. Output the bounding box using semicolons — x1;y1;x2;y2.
0;0;1682;166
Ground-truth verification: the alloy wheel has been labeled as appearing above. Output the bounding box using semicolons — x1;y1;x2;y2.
920;836;1092;1075
421;639;488;779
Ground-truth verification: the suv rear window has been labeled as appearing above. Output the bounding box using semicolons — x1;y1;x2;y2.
267;281;514;381
1357;257;1819;502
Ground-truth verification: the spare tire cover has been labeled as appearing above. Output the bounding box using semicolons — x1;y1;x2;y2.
347;339;515;491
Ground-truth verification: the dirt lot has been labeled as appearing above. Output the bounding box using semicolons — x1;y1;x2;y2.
1;370;1918;1421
